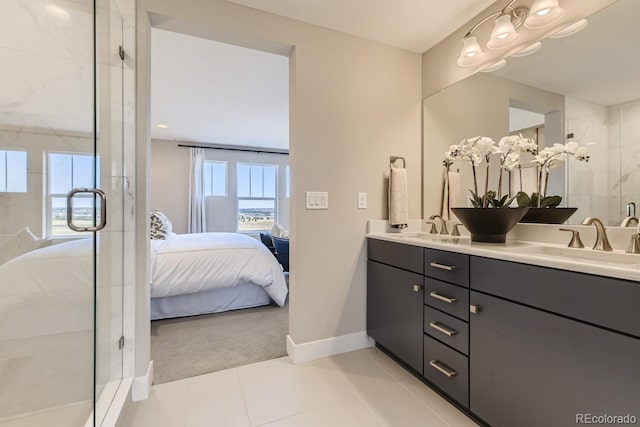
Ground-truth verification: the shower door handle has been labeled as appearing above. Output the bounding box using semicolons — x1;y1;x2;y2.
66;188;107;232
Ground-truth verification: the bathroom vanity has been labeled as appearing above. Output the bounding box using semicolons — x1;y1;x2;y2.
367;233;640;427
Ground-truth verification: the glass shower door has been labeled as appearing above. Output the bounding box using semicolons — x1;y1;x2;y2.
0;1;130;425
0;0;99;425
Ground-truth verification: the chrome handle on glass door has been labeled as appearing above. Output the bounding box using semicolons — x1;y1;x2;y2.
66;188;107;232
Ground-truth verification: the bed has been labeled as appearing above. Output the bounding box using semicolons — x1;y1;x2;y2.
149;232;288;319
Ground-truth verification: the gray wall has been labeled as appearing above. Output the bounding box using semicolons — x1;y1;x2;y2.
137;0;422;351
150;139;290;234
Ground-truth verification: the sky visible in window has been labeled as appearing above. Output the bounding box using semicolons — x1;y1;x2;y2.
50;153;99;209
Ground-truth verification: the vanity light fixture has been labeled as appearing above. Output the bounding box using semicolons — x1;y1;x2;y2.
481;59;507;73
549;19;588;38
511;41;542;57
457;0;565;67
157;123;168;129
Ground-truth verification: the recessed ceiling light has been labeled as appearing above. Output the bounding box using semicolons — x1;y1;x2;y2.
157;123;168;129
549;19;588;38
481;59;507;73
44;4;70;20
511;42;542;58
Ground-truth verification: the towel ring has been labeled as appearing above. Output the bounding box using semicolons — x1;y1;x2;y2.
390;156;406;168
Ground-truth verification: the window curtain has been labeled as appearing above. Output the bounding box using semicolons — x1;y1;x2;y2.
188;147;206;233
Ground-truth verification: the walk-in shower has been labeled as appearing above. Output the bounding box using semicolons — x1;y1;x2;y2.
0;1;135;425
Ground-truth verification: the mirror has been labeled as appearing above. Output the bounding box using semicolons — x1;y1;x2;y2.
423;0;640;226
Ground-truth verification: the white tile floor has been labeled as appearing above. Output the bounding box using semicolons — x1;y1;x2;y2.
122;347;479;427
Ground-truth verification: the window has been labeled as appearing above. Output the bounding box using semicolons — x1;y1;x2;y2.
204;161;227;196
47;153;100;237
237;163;277;232
0;149;27;192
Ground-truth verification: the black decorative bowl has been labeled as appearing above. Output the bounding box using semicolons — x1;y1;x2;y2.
519;207;578;224
452;207;529;243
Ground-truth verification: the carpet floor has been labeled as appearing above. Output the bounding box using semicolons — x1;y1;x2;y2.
151;303;288;384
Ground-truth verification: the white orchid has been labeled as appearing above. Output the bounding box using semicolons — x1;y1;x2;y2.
527;141;591;207
502;152;521;171
443;133;591;209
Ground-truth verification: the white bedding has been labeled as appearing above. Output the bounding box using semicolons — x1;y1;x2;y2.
150;233;288;306
0;232;287;339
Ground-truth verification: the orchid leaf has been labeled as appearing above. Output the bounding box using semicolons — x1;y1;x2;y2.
541;195;562;208
516;191;530;207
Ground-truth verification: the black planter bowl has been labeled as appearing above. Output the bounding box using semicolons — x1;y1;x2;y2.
519;207;578;224
452;207;529;243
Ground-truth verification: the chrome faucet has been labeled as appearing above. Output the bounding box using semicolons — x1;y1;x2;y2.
429;214;448;235
620;216;639;227
581;217;613;251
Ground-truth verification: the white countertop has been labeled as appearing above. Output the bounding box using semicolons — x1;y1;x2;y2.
366;231;640;282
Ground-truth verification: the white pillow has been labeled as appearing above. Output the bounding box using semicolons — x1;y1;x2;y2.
271;223;289;239
0;227;52;265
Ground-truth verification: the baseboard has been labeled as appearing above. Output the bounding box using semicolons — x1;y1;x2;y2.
132;360;154;402
286;331;374;364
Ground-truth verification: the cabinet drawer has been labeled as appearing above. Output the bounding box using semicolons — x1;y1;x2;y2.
471;256;640;338
424;278;469;321
423;334;469;407
424;307;469;355
368;239;423;274
424;249;469;287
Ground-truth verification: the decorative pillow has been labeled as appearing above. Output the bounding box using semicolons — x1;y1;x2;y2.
271;223;289;239
0;227;52;265
150;210;172;239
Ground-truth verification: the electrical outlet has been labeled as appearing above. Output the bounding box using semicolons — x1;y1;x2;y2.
357;192;367;209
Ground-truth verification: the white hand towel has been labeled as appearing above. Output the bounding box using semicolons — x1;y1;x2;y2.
389;166;409;228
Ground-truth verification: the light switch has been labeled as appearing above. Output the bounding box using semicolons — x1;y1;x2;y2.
358;192;367;209
306;191;329;209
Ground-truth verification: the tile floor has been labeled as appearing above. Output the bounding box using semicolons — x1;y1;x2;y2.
122;347;478;427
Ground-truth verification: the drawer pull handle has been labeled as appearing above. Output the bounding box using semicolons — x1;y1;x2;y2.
429;321;457;336
429;292;457;304
430;262;456;271
470;304;480;314
429;360;457;378
413;284;422;293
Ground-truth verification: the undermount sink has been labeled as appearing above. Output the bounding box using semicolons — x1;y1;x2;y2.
509;245;640;266
394;232;468;241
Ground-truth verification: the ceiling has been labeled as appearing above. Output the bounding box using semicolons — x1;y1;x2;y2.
151;1;497;148
151;28;290;149
225;0;496;53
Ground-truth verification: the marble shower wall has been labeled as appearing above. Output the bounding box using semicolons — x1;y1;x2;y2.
565;96;610;224
566;96;640;226
610;100;640;224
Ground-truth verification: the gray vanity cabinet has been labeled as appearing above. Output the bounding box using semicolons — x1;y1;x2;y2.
470;257;640;427
367;240;424;373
